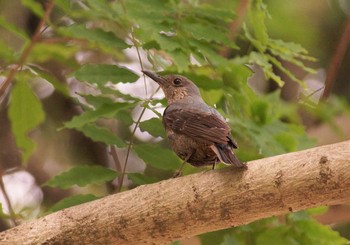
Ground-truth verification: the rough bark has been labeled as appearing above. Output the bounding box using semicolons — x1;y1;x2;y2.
1;140;350;245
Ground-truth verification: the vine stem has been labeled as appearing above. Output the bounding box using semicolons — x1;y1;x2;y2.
0;0;56;98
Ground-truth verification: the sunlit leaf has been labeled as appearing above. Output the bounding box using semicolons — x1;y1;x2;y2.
77;123;126;147
134;144;181;170
139;118;165;138
74;64;139;86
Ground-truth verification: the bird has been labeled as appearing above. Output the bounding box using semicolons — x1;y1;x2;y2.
143;71;247;176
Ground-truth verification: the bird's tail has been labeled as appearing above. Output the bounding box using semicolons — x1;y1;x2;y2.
211;144;247;169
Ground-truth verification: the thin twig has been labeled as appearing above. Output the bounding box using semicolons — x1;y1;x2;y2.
0;0;56;98
116;88;161;192
0;168;18;226
130;31;148;96
321;16;350;100
116;106;146;192
109;146;122;172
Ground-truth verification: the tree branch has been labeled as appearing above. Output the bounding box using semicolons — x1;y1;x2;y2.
1;140;350;244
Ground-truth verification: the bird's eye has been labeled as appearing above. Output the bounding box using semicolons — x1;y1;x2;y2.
173;78;182;86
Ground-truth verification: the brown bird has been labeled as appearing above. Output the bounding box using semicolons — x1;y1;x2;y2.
143;71;247;175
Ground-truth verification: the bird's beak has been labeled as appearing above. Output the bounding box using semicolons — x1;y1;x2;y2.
142;70;167;86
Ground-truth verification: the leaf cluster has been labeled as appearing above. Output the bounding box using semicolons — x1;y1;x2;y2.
0;0;348;243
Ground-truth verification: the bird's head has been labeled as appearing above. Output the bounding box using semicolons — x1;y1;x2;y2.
143;71;202;104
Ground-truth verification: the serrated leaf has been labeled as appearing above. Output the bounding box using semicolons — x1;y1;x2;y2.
8;78;45;163
74;64;139;86
182;23;236;48
77;123;126;147
248;0;269;49
44;165;118;189
154;34;184;52
139;118;165;138
191;4;235;23
64;102;135;129
48;194;99;213
59;24;129;49
134;144;181;170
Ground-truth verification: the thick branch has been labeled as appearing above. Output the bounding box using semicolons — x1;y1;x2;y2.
1;141;350;244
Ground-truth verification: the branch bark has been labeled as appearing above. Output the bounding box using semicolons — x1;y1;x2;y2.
1;141;350;244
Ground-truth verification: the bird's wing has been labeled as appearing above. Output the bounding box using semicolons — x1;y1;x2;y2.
163;107;236;146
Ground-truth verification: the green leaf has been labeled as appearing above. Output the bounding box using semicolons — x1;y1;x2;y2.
0;16;29;41
251;100;269;125
274;132;298;152
0;39;16;62
134;144;181;170
74;64;139;86
8;78;45;163
29;43;77;64
182;23;235;48
248;0;269;50
200;228;233;245
21;0;44;17
221;234;239;245
48;194;100;213
293;220;348;245
0;203;10;219
139;118;165;138
127;173;160;185
257;226;295;245
44;165;118;189
77;123;126;147
64;102;135;129
59;24;129;49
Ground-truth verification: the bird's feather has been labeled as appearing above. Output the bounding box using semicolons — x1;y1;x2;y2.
163;106;238;148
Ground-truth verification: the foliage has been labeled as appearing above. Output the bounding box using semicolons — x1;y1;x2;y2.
200;212;348;245
0;0;348;243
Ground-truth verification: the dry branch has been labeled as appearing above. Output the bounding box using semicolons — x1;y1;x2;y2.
1;140;350;244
